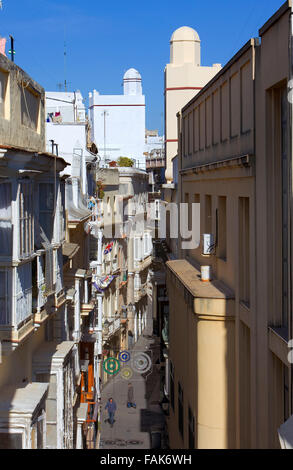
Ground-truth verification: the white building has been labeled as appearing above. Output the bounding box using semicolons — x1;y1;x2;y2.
89;68;146;169
45;91;97;199
145;130;164;155
46;91;86;123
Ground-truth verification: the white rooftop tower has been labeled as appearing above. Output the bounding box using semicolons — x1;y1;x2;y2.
170;26;201;66
89;68;146;169
123;68;142;96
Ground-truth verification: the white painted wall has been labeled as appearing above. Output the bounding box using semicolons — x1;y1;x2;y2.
145;134;164;154
89;69;146;169
46;91;86;123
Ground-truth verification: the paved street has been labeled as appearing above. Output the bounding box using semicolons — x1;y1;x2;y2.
100;313;166;450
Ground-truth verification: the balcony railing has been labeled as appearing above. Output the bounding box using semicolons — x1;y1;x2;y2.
103;317;121;339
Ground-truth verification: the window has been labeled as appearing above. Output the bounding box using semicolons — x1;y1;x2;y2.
218;196;227;260
39;183;54;244
170;361;175;411
19;180;34;258
44;248;54;296
0;269;10;325
188;406;195;448
178;382;184;439
143;232;152;258
20;85;40;131
134;236;142;262
0;68;9;119
0;182;12;256
54;248;63;294
15;262;32;326
239;197;250;306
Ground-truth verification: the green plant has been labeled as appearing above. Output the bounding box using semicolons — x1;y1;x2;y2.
96;180;105;199
117;156;134;167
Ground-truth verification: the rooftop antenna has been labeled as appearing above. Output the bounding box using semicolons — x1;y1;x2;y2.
64;27;67;92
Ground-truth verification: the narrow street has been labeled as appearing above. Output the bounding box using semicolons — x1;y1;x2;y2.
99;312;166;450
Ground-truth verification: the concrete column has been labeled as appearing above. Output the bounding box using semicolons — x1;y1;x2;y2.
76;403;88;449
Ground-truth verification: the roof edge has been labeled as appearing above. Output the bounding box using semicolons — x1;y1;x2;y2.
182;38;258;114
259;0;292;37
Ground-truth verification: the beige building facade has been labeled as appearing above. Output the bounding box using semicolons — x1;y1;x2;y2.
164;26;221;184
164;1;293;449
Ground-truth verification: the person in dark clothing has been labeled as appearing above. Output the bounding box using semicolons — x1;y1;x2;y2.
105;398;117;427
127;383;136;408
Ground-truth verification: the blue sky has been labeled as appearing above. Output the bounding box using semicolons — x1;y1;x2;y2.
0;0;286;133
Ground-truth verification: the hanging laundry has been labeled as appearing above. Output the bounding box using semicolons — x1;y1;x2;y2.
104;241;114;255
88;197;96;210
93;275;115;292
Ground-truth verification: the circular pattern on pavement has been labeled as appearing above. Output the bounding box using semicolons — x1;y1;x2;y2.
103;357;121;375
131;352;152;374
119;350;131;363
120;367;133;380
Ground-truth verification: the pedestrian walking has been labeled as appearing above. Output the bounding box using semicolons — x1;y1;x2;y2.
105;397;117;427
127;383;136;408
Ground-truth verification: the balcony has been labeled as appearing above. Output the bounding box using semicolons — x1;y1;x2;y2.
146;157;166;169
55;288;66;308
0;263;37;350
103;316;121;340
77;270;95;318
